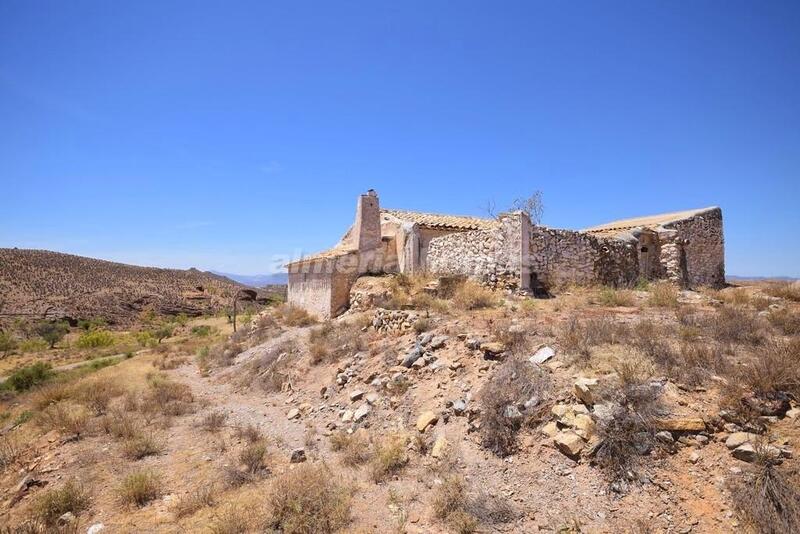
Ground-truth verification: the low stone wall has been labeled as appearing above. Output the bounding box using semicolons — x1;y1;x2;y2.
371;308;420;333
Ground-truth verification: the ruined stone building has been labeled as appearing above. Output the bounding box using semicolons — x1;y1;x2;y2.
286;191;725;318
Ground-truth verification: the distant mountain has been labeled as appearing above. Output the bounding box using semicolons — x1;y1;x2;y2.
210;271;288;287
0;248;244;325
727;275;798;282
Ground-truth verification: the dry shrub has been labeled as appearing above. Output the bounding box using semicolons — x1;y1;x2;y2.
266;463;351;534
764;281;800;302
307;321;367;366
710;306;766;345
31;382;74;410
209;339;244;367
209;503;259;534
172;485;216;519
369;433;408;482
729;450;800;534
676;341;728;385
118;469;162;507
275;304;317;327
489;319;528;354
647;282;679;308
99;408;141;440
75;378;123;415
0;434;22;470
744;339;800;399
153;353;188;370
234;423;264;443
593;380;662;492
239;441;268;474
330;430;371;466
768;308;800;336
413;317;431;333
32;479;89;526
596;287;636;307
121;433;163;460
35;403;90;438
0;520;79;534
479;357;551;457
630;320;677;369
451;280;498;310
246;342;298;393
431;475;478;534
200;411;228;433
141;374;195;416
559;315;630;364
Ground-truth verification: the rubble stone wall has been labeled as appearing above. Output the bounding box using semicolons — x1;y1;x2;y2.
660;208;725;287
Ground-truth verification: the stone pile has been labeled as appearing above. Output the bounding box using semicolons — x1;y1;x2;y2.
371;308;420;333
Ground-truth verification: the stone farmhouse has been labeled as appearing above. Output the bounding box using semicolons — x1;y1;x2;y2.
286;190;725;318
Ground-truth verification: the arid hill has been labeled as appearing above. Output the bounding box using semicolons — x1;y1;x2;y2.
0;249;246;325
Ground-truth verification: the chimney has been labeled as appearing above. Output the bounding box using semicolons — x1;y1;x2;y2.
353;190;381;251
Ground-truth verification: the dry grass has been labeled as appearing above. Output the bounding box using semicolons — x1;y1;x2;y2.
730;449;800;533
118;469;162;507
140;374;195;417
307;321;367;366
451;280;499;310
479;357;551;457
246;342;298;393
647;282;679;308
35;403;90;438
431;475;478;534
208;503;260;534
559;315;630;364
768;308;800;335
199;411;228;433
99;408;141;440
31;382;74;410
32;479;90;526
710;306;767;345
595;287;636;307
121;433;163;460
369;433;408;482
275;304;317;327
234;423;264;443
489;319;528;354
172;484;216;519
0;434;22;470
763;281;800;302
330;429;371;466
743;338;800;399
75;378;123;415
239;441;268;474
593;380;662;492
266;463;351;534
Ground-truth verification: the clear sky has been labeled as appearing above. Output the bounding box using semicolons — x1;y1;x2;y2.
1;1;798;276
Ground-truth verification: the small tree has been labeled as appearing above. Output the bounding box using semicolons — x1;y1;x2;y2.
153;326;174;344
35;321;69;349
510;190;544;225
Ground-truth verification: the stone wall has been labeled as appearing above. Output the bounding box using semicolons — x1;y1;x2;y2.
528;227;639;288
426;213;521;289
660;208;725;287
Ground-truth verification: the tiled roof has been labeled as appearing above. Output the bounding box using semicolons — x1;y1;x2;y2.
582;207;719;237
285;246;357;267
381;209;498;231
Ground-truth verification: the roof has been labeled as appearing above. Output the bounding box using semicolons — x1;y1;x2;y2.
381;209;498;231
582;207;719;237
285;246;357;267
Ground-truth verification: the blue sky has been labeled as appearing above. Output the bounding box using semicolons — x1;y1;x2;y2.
1;1;798;276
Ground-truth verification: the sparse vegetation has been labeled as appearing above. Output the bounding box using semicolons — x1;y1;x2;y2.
763;281;800;302
596;286;636;307
239;441;268;474
431;475;478;534
32;479;89;526
118;469;162;507
200;411;228;432
452;280;498;310
647;282;679;308
330;429;372;466
172;485;216;518
35;403;90;438
479;357;551;457
369;433;408;482
275;304;316;327
76;329;115;348
121;433;163;460
266;463;351;534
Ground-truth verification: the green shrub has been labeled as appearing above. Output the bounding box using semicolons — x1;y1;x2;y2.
18;338;49;353
153;326;174;344
76;330;115;349
135;330;156;348
191;325;213;337
6;362;52;391
34;321;69;349
0;331;18;356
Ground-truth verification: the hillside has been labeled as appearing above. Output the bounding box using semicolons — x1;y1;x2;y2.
0;249;243;325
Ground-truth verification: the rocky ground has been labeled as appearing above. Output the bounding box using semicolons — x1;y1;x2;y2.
1;277;799;533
